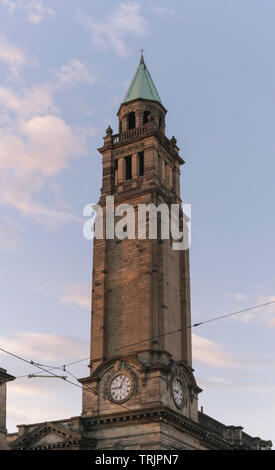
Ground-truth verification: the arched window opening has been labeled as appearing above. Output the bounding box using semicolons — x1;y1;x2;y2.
128;112;136;130
119;121;122;133
159;116;162;128
143;111;151;124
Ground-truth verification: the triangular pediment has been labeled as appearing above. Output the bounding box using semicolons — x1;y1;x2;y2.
10;422;83;450
34;431;67;445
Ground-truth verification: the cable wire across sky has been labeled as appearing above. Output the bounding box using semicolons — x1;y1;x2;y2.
114;300;275;352
1;300;274;414
0;346;133;412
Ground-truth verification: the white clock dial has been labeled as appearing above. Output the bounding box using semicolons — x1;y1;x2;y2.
172;379;184;408
110;374;132;402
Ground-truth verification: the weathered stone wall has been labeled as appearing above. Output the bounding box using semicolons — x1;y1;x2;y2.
0;381;6;434
83;418;215;450
0;372;13;450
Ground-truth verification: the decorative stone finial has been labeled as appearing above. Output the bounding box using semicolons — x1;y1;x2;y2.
140;49;144;65
170;136;177;146
106;125;113;136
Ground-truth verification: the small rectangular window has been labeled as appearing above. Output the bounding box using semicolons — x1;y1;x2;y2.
125;156;132;180
138;152;144;177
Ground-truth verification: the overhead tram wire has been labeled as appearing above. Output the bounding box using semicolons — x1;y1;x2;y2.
6;300;274;384
16;357;90;379
114;300;275;352
14;301;275;377
0;346;132;413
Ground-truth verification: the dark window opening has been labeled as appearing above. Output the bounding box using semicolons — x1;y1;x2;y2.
114;159;118;185
119;121;122;133
125;156;132;180
138;152;144;177
128;112;136;130
143;111;151;124
159;116;162;127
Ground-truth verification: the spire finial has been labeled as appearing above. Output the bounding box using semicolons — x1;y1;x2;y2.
123;49;162;104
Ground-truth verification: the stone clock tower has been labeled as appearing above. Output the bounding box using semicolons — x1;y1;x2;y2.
6;55;272;451
79;54;203;450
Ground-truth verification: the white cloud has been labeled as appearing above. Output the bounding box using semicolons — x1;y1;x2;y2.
2;332;89;432
45;281;91;309
262;296;275;327
0;59;98;229
245;296;275;327
0;216;23;252
80;103;93;116
233;293;248;303
9;381;49;398
152;7;175;17
0;113;88;229
0;60;98;118
197;376;275;395
78;2;149;57
0;0;54;24
58;283;90;309
0;0;16;12
55;59;98;87
20;114;86;176
268;317;275;327
0;332;89;362
227;290;275;327
7;378;82;431
0;83;56;118
0;34;28;76
192;333;236;368
2;332;90;431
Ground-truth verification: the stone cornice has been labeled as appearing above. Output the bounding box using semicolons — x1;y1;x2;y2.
82;406;233;450
0;368;15;385
98;127;184;165
9;421;96;451
99;185;181;207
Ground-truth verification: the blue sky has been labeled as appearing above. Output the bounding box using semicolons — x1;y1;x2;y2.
0;0;274;443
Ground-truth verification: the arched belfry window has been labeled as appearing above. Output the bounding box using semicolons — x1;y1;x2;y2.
159;115;162;128
143;111;151;124
128;112;136;130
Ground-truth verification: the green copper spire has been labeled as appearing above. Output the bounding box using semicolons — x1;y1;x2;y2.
124;52;162;105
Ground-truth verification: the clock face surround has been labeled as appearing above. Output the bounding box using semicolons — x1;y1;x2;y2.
172;378;185;409
109;373;133;403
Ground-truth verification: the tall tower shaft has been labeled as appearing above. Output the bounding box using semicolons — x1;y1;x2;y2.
80;56;201;450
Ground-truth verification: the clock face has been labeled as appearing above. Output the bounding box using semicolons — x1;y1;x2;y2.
172;379;184;409
110;374;132;403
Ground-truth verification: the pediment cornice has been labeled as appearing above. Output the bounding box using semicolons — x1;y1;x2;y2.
10;421;95;450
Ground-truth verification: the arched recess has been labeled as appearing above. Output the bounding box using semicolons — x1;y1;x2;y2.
143;110;151;124
128;112;136;129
